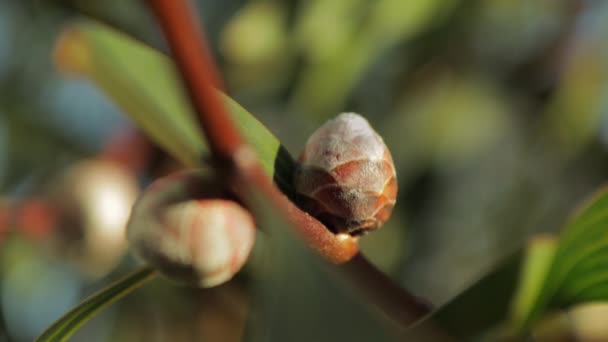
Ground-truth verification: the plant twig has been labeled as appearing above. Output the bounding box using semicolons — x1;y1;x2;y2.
147;0;357;264
147;0;433;327
148;0;241;162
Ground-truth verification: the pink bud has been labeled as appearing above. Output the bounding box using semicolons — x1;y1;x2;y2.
127;171;255;287
295;113;397;236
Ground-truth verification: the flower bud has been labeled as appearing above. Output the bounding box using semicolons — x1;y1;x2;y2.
127;171;255;288
47;159;138;278
294;113;397;236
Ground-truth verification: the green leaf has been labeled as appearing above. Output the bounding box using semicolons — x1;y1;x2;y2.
513;187;608;331
509;235;558;332
423;251;523;340
290;0;457;117
36;267;156;342
413;188;608;339
55;22;205;168
55;20;296;192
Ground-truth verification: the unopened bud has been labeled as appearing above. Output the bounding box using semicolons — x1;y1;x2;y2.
127;171;255;288
295;113;397;236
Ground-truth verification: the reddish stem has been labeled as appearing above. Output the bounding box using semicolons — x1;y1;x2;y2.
234;156;359;264
149;0;242;161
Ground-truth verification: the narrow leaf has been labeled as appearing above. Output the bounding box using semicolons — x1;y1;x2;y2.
36;267;156;342
497;188;608;334
55;22;206;168
528;188;608;322
426;187;608;338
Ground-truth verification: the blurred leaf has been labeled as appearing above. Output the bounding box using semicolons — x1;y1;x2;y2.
36;267;156;342
423;251;522;340
386;74;511;170
291;0;457;117
420;187;608;339
510;235;558;332
294;0;365;62
54;21;206;168
54;20;296;192
366;0;456;46
221;2;287;66
543;47;605;153
512;187;608;331
220;1;292;98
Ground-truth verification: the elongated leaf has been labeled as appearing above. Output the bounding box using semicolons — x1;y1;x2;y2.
423;187;608;339
424;251;522;340
55;20;296;192
509;236;558;332
55;23;205;168
36;267;156;342
513;187;608;331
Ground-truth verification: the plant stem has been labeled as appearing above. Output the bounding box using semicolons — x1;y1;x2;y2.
147;0;358;263
147;0;436;329
148;0;242;162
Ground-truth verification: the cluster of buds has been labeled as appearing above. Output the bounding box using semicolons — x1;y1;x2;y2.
128;112;396;287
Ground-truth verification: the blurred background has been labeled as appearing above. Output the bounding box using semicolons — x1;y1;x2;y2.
1;0;608;340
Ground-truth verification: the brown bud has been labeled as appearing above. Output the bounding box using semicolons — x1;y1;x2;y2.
294;113;397;236
126;171;255;288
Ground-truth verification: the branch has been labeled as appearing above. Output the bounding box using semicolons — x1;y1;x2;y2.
148;0;241;161
147;0;433;328
147;0;357;264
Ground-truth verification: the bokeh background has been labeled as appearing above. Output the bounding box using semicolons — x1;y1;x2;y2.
1;0;608;340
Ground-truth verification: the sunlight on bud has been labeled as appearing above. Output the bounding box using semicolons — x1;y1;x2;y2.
295;113;397;236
